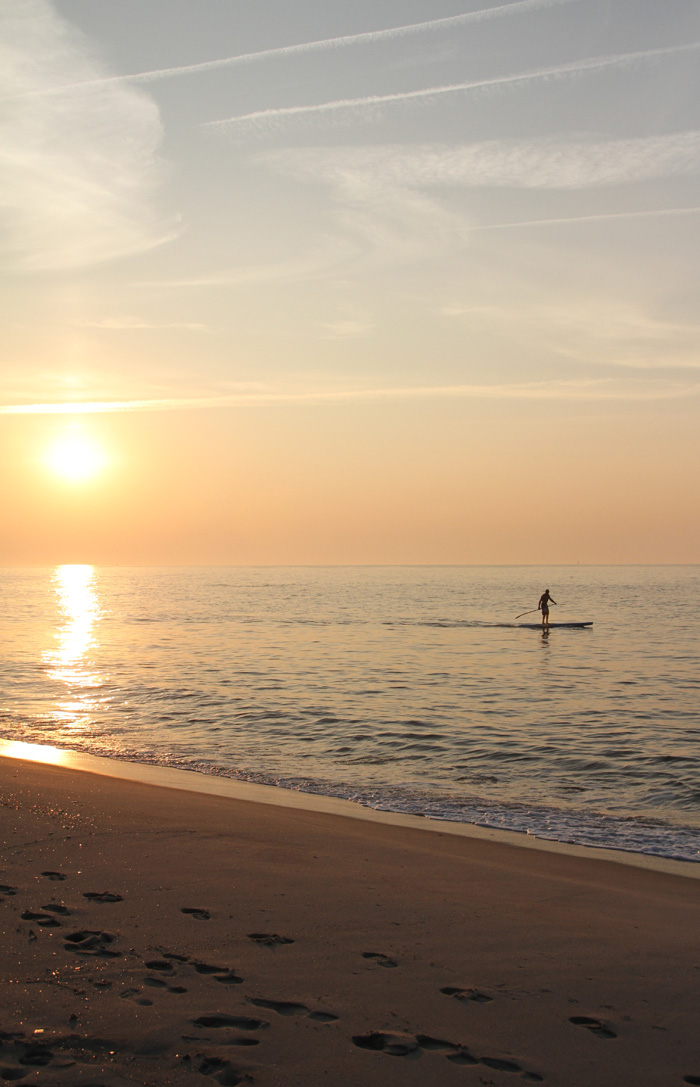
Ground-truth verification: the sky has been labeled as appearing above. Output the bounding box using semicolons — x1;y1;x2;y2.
1;0;699;565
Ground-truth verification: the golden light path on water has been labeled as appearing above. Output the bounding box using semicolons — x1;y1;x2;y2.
42;564;105;737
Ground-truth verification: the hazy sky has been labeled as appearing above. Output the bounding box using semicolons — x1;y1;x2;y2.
2;0;699;564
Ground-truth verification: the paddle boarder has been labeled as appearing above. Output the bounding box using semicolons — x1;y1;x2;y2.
538;589;557;628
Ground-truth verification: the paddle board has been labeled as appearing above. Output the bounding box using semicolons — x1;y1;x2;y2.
518;622;593;629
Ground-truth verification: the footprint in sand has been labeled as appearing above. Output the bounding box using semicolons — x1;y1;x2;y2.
214;971;244;986
0;884;18;896
416;1034;475;1061
144;976;169;989
193;1014;268;1031
181;1034;258;1050
143;957;220;992
246;932;294;947
147;953;243;987
40;903;71;916
63;930;120;957
182;907;211;920
353;1031;541;1078
21;910;62;927
197;1055;251;1085
195;963;244;985
569;1015;617;1039
440;985;493;1003
193;1053;256;1085
83;891;123;903
120;987;154;1007
249;998;337;1022
684;1076;700;1085
353;1032;420;1057
362;952;398;968
0;1034;55;1078
145;959;176;973
40;871;66;881
353;1032;477;1063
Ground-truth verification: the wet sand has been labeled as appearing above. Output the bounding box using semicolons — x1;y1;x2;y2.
1;755;699;1086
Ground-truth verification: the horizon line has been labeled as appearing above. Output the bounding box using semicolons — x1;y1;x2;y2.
0;561;697;569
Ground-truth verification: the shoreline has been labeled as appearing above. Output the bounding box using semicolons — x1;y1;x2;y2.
1;739;698;881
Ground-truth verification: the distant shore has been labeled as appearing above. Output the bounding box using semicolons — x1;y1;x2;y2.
1;754;699;1086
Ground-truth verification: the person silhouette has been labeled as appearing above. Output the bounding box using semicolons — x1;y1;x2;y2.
538;589;557;628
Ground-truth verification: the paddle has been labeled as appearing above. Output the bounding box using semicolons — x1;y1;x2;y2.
515;601;558;620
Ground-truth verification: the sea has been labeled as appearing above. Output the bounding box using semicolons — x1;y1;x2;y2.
1;565;698;863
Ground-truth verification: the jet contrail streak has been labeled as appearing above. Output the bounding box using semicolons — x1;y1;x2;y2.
205;40;700;129
5;0;572;99
473;205;700;231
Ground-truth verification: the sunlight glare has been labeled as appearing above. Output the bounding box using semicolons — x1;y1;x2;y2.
0;740;68;766
42;565;105;736
45;432;108;482
46;565;100;677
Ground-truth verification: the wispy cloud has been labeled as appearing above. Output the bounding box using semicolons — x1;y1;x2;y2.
473;206;700;230
7;0;571;98
133;240;359;288
206;41;700;133
2;378;698;416
319;320;375;340
0;0;176;271
440;301;700;370
74;317;214;332
261;132;700;194
253;134;700;272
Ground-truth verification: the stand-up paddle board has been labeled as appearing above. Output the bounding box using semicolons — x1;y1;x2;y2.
517;621;593;629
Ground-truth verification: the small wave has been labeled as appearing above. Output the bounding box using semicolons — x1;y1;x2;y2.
2;733;698;864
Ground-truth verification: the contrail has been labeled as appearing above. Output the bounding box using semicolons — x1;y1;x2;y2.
2;378;697;416
6;0;571;99
127;0;570;82
473;205;700;231
205;40;700;129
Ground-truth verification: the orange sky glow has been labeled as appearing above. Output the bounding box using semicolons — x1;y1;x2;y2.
2;0;699;565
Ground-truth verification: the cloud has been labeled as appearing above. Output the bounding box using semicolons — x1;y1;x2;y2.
74;317;214;332
8;0;572;97
260;132;700;194
253;134;700;270
474;206;700;229
206;41;700;133
440;300;700;370
2;377;698;416
133;240;359;288
319;320;375;339
0;0;176;270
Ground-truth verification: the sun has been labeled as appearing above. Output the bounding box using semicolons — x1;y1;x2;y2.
45;431;108;483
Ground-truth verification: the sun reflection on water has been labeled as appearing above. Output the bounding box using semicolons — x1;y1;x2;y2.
43;565;105;734
0;740;69;766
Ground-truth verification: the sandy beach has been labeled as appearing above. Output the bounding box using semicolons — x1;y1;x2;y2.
1;756;699;1087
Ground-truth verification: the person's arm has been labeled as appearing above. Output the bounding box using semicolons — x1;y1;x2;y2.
551;598;557;605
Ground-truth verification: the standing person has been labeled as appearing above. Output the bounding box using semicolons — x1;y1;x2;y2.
538;588;557;628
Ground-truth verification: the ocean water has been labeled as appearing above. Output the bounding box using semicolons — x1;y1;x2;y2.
1;565;699;863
